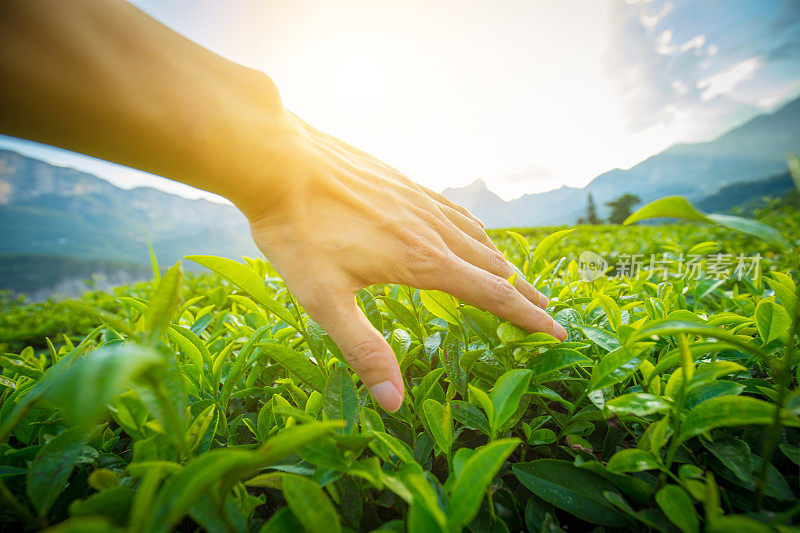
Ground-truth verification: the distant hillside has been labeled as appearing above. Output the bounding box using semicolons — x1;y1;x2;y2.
696;172;797;213
444;96;800;226
0;255;154;301
0;149;258;264
0;149;260;297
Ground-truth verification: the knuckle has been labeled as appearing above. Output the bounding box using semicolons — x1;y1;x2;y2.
490;276;517;310
345;337;388;370
409;238;447;272
491;251;511;275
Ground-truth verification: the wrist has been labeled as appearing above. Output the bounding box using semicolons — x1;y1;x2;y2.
190;68;296;207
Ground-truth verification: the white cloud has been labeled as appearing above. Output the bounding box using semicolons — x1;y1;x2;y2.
656;29;678;55
671;79;689;95
706;44;719;56
756;80;800;110
697;57;764;101
640;1;673;28
680;34;706;53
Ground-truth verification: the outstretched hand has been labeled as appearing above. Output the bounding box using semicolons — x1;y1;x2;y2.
0;0;567;413
237;114;567;412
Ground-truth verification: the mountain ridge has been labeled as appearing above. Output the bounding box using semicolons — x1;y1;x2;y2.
443;96;800;226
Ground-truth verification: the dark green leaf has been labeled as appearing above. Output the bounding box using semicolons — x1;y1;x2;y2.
513;459;631;527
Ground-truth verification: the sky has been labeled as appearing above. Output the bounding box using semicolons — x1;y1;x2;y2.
2;0;799;201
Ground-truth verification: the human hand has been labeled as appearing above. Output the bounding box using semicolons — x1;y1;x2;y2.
235;114;567;412
0;0;566;412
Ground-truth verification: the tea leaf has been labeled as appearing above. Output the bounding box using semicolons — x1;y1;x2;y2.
655;485;699;533
145;261;183;338
513;459;631;527
590;345;648;391
531;229;576;266
447;438;519;530
606;449;660;474
491;369;533;431
187;255;298;327
282;474;341;533
259;343;326;392
422;399;452;457
754;300;791;344
605;393;672;417
680;396;788;441
528;348;592;382
323;368;359;433
27;426;90;516
420;290;461;325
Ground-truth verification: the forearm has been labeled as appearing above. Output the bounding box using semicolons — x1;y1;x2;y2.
0;0;289;205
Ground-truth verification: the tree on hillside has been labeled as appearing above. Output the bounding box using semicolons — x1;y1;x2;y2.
586;193;600;224
577;193;601;225
605;193;641;224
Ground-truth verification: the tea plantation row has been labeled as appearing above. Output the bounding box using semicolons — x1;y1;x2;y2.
0;199;798;532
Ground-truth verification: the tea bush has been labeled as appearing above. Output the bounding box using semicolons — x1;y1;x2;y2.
0;197;798;532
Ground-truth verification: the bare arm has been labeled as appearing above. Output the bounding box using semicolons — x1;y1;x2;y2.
0;0;566;411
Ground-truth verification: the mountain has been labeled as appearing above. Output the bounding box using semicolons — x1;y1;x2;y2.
0;149;258;264
0;149;259;297
695;172;797;214
443;96;800;226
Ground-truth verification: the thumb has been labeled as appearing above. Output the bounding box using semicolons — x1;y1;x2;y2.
309;292;405;412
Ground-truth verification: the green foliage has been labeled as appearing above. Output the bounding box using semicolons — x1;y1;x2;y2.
0;197;798;531
605;193;641;224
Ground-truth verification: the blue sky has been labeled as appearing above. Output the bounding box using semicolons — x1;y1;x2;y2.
2;0;799;201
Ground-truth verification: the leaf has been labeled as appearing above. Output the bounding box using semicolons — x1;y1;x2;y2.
450;401;490;436
592;294;622;331
589;345;648;391
260;507;303;533
491;369;533;431
43;343;164;426
528;348;592;382
705;515;773;533
631;319;768;362
377;296;422;339
754;300;791;344
497;322;527;344
506;231;531;259
531;229;576;266
513;460;630;527
624;196;710;225
702;437;753;483
422;399;452;456
323;368;359;433
468;385;494;426
606;449;660;474
605;393;672;417
145;262;183;338
706;213;791;253
623;197;790;252
27;426;90;515
765;276;797;317
655;485;699;533
147;421;341;529
447;438;519;531
282;474;341;533
573;324;621;351
420;290;461;325
680;396;784;441
186;255;298;327
258;343;326;392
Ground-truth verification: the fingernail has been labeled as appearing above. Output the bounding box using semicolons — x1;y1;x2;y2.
369;380;403;412
539;293;549;308
553;321;567;341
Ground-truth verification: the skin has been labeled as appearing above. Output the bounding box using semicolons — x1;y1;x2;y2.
0;0;567;412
